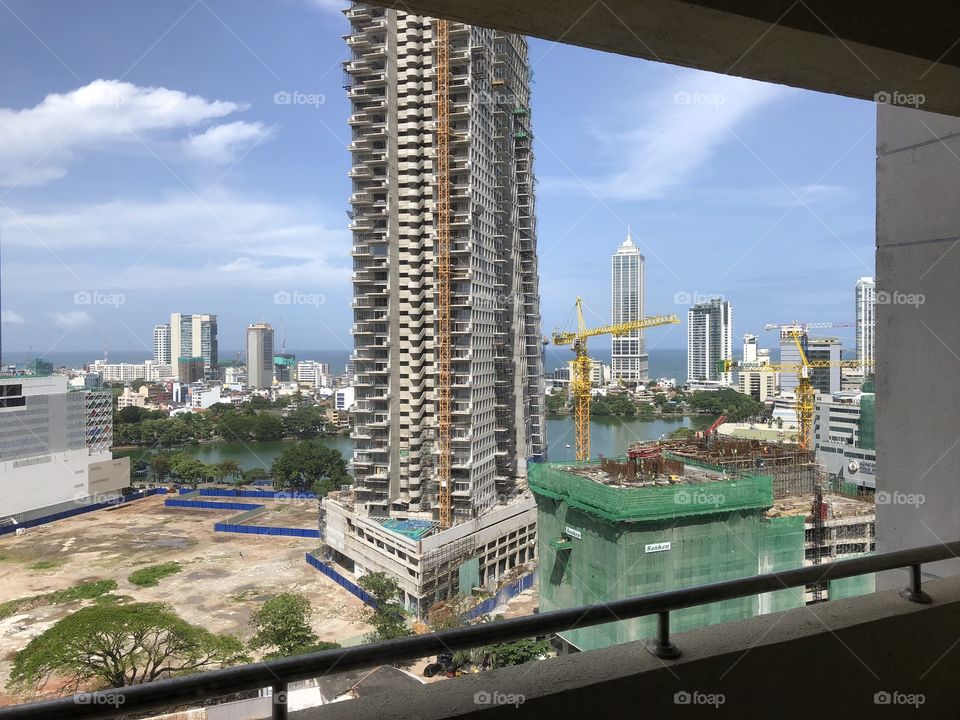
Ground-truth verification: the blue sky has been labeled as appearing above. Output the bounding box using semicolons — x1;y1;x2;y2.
0;0;876;357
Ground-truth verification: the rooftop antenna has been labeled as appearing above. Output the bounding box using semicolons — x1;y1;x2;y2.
104;339;109;365
280;317;286;354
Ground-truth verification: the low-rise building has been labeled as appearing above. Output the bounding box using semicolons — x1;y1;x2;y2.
0;376;129;522
322;492;537;614
814;384;876;491
297;361;331;389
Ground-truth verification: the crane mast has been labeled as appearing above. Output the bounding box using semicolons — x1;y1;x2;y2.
553;297;680;462
435;18;452;529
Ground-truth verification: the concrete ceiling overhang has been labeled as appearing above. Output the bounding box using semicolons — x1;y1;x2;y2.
364;0;960;117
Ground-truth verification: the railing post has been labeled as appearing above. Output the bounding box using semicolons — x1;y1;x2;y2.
272;681;288;720
645;610;681;659
900;563;933;604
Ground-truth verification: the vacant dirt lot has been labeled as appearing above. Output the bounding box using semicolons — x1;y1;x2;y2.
0;494;371;704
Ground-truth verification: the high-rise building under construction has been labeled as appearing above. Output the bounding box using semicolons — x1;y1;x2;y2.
345;4;546;522
322;4;545;611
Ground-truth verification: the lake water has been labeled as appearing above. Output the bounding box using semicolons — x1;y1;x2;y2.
119;415;712;470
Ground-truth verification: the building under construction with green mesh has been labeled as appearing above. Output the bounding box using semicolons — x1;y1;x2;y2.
530;455;809;652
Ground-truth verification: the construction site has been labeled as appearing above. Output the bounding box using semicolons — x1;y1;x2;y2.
0;493;373;703
531;435;875;652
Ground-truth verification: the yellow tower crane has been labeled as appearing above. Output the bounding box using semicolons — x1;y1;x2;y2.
435;18;452;529
721;327;865;451
552;298;680;462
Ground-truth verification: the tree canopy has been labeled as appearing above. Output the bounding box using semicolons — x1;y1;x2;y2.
270;441;349;495
7;603;246;693
687;388;763;422
248;593;338;659
358;572;411;642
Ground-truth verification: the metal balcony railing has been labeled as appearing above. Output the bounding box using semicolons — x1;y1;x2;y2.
1;541;956;720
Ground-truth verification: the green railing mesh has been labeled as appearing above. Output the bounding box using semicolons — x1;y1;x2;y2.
528;459;774;524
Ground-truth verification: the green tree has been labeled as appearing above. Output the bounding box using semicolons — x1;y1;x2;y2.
544;390;567;414
245;396;272;411
284;405;327;438
130;379;148;393
242;467;269;486
219;413;254;442
653;393;668;408
248;593;338;659
216;460;242;482
170;454;207;486
487;637;550;668
591;394;636;417
271;441;349;494
150;454;172;482
358;572;411;642
253;413;284;442
6;603;246;693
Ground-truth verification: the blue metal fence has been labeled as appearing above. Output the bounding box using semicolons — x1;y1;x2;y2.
164;499;263;512
216;523;320;538
178;488;317;500
0;488;167;537
305;552;377;607
462;571;537;620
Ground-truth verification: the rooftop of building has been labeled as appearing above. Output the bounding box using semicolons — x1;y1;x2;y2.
556;457;729;488
767;493;875;521
377;517;439;540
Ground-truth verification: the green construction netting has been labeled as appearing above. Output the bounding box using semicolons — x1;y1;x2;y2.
528;460;773;524
532;461;806;652
458;557;480;595
859;391;875;451
828;553;875;600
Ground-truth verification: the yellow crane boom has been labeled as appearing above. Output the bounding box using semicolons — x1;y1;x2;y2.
552;297;679;461
722;328;870;451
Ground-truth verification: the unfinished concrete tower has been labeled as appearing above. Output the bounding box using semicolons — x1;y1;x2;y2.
345;3;546;524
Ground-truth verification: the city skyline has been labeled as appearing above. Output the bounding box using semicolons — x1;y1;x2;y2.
0;1;874;356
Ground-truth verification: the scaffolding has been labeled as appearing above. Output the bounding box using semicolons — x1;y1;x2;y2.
645;437;823;498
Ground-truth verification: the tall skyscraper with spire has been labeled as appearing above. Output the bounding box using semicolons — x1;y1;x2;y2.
611;228;648;383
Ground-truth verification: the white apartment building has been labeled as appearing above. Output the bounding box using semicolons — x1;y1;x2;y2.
91;360;174;382
335;386;356;412
737;335;776;401
611;230;647;383
855;277;875;373
296;360;331;389
246;323;275;389
687;298;732;385
344;5;546;522
0;376;129;522
154;324;171;365
170;313;218;379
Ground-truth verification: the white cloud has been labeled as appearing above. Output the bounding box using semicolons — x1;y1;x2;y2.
0;311;24;324
184;120;272;163
49;310;92;329
0;79;271;186
0;191;351;292
540;70;791;200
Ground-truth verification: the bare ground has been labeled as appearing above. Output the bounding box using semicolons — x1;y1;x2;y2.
0;495;372;705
